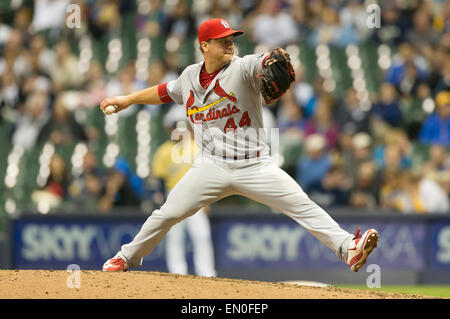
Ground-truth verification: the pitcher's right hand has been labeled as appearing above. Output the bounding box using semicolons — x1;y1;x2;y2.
100;95;131;114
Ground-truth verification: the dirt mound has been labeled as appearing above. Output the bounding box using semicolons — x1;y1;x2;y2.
0;270;438;299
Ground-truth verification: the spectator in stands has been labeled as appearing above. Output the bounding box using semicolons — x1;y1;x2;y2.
296;133;331;192
31;153;71;212
405;8;440;49
31;0;71;43
69;150;105;211
28;34;54;76
303;95;339;149
311;164;352;208
371;3;406;46
73;172;104;211
335;87;370;134
10;91;50;150
385;171;450;214
18;65;52;100
442;1;450;33
426;45;449;94
379;170;403;212
370;82;403;128
82;61;107;107
161;0;197;40
43;153;71;200
385;43;428;89
292;65;316;119
382;143;406;176
0;30;30;79
334;125;356;167
308;5;337;46
401;82;432;140
136;0;166;38
251;0;299;48
290;0;309;39
421;143;450;176
303;0;324;31
343;132;373;184
202;0;244;29
148;58;179;89
98;166;142;213
373;128;413;172
396;61;428;98
37;94;88;146
434;57;450;94
419;90;450;146
310;78;333;118
12;6;33;43
0;70;20;118
143;58;180;116
339;0;372;43
0;16;12;48
349;161;380;209
86;0;122;41
114;156;145;201
51;40;83;93
277;91;306;138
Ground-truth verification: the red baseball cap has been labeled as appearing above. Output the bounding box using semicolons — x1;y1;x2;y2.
198;19;243;44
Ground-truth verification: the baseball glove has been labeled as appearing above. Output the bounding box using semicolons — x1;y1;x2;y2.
259;48;296;104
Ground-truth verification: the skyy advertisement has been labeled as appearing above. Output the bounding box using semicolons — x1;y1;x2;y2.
11;216;167;271
216;220;426;270
7;214;450;276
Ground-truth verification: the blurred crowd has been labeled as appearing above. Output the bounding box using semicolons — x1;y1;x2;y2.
0;0;449;215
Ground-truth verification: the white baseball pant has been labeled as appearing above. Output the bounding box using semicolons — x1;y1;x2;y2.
165;208;217;277
118;157;354;268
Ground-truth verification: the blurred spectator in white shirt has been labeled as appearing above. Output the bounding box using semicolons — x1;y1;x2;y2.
11;91;51;150
51;40;83;93
251;0;298;48
29;34;55;76
339;0;373;42
31;0;71;33
397;172;449;214
0;70;20;117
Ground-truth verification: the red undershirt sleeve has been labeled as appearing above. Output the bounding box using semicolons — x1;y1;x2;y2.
158;83;174;104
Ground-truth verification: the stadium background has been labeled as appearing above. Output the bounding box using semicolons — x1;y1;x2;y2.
0;0;449;288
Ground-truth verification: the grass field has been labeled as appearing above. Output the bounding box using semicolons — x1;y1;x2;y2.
337;285;450;298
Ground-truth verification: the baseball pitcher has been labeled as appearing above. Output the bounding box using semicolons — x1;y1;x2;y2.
101;19;378;273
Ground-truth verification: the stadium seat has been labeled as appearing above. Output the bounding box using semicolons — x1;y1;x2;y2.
298;41;318;85
329;45;352;96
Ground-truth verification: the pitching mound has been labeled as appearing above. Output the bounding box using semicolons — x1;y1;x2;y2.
0;270;438;299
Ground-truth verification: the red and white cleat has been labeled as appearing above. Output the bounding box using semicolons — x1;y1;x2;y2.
102;255;129;272
347;227;379;272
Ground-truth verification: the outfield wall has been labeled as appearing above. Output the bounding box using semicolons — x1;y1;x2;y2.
3;208;450;285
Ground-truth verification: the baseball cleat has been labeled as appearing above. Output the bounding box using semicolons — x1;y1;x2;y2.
347;227;379;272
102;255;129;272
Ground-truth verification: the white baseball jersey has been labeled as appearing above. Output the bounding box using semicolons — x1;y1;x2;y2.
165;54;270;160
116;53;354;270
